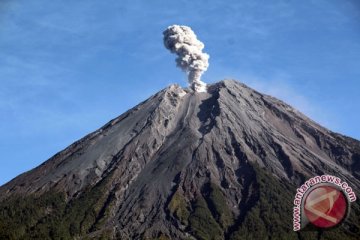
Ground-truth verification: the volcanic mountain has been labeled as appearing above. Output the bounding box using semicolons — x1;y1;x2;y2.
0;80;359;240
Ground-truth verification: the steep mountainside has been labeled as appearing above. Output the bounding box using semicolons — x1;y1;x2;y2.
0;80;359;240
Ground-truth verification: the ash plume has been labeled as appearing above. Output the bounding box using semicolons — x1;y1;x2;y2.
163;25;209;92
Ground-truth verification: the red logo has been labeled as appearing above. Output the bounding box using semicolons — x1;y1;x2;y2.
304;185;348;228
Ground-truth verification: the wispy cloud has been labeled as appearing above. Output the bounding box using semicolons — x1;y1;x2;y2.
238;72;339;131
206;64;339;132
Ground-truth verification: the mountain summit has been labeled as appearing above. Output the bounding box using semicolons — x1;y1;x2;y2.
0;80;359;239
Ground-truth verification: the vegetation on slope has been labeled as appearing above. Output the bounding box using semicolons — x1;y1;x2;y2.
229;164;360;240
0;177;114;240
0;192;66;240
205;183;235;230
166;164;359;240
1;163;359;239
168;190;190;226
188;195;223;240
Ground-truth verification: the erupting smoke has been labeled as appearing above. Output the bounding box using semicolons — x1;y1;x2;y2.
163;25;209;92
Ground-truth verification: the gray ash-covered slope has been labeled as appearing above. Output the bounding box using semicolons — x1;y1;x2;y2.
0;80;359;240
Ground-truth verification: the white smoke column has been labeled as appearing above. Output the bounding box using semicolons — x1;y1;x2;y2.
163;25;209;92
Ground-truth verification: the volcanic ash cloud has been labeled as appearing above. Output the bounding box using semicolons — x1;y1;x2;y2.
163;25;209;92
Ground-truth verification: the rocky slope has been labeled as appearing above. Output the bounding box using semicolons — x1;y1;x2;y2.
0;80;359;239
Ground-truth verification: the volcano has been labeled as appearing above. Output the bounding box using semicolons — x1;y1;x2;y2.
0;80;359;240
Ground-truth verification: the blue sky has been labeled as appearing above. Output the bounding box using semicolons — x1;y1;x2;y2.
0;0;359;185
